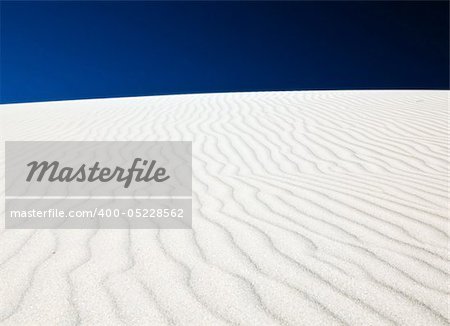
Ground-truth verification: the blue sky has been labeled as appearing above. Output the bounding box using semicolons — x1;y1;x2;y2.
1;1;448;104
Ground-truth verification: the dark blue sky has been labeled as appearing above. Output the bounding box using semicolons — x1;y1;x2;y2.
1;1;448;104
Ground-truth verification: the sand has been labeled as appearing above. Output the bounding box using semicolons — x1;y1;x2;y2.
0;90;448;325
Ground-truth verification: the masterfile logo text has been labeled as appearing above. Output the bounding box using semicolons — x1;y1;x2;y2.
5;141;192;229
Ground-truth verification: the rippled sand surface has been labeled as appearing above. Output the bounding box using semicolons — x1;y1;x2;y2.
0;91;448;325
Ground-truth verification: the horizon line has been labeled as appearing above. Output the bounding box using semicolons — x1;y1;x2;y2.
1;88;448;106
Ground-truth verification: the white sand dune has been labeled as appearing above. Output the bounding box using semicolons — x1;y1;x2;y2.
0;90;448;325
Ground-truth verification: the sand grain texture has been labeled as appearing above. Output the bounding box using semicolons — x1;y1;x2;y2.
0;91;448;325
